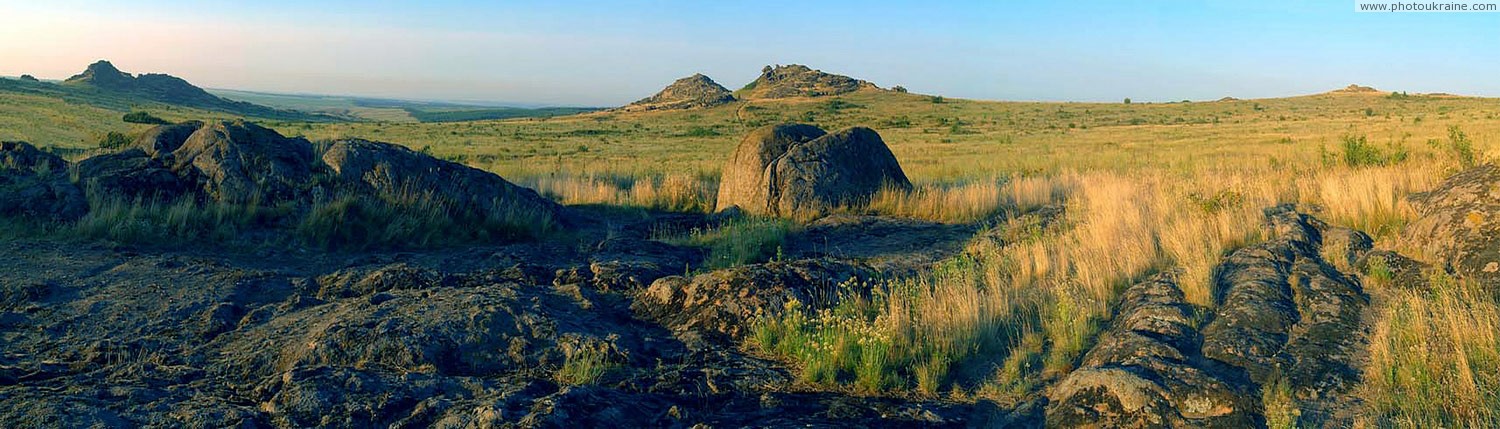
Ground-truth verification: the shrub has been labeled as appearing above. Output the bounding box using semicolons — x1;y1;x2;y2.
122;111;169;125
1445;125;1482;168
1332;134;1407;168
881;116;914;128
679;126;720;137
97;131;132;150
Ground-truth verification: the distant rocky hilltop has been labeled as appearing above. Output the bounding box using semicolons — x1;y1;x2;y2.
736;64;879;99
620;64;884;111
623;73;735;111
60;60;327;121
1330;84;1380;94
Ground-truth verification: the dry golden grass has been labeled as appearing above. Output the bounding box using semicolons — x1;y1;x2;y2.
1357;269;1500;427
519;173;716;212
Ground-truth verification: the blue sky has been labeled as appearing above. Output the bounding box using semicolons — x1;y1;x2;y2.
1;0;1497;105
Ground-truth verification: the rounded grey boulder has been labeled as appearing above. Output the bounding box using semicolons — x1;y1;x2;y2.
715;124;910;218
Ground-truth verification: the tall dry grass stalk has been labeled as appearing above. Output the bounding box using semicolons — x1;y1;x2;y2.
1297;164;1442;242
861;174;1074;223
521;173;715;212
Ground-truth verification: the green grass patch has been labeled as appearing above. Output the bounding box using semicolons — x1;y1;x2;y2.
667;217;793;269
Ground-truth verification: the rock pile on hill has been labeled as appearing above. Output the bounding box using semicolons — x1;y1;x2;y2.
1330;84;1380;94
716;124;911;218
737;64;878;99
623;73;735;111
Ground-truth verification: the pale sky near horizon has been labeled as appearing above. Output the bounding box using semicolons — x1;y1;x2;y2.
2;0;1498;106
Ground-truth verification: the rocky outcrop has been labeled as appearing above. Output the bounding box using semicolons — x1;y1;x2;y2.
633;258;874;343
0;120;568;240
624;73;735;111
0;141;86;221
1048;273;1258;428
1050;206;1373;428
74;149;188;200
1403;164;1500;285
737;64;879;99
0;237;987;428
1330;84;1380;94
1201;207;1371;426
134;120;202;158
715;124;911;218
320;138;563;225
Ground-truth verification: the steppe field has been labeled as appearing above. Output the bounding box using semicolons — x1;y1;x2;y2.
4;2;1500;428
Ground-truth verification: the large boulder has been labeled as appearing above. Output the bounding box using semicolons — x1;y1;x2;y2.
0;141;86;221
1404;164;1500;284
716;124;825;214
134;120;202;158
74;149;188;201
320;138;564;226
715;124;910;218
169;120;315;204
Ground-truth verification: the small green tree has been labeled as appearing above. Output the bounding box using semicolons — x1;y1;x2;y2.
1123;98;1132;104
122;111;169;125
1446;125;1482;168
98;131;131;150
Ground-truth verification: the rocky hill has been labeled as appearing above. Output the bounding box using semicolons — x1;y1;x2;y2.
736;64;880;99
1330;84;1381;94
51;60;330;121
623;73;735;111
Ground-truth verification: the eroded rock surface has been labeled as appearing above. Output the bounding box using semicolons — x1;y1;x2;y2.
0;218;986;427
321;138;564;224
1404;164;1500;284
1050;206;1373;428
74;149;189;200
170;120;316;203
633;258;874;343
1048;273;1257;428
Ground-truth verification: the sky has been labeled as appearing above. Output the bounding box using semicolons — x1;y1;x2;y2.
2;0;1498;106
